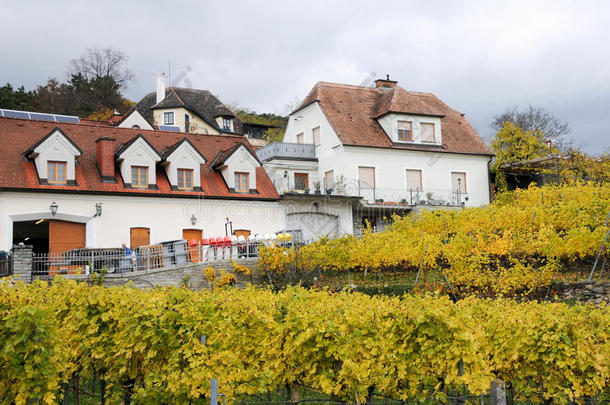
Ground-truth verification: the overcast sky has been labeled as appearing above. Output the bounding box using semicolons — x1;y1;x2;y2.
1;0;609;153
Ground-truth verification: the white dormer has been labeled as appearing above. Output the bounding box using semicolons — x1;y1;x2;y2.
115;135;161;188
212;143;260;192
216;116;233;132
161;138;206;190
27;128;82;185
377;113;443;145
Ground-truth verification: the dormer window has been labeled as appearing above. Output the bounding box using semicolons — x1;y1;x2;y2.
235;172;249;192
397;121;412;141
222;118;232;131
421;123;436;143
131;166;148;188
160;138;206;191
26;127;82;186
48;161;67;184
164;112;174;125
177;168;193;190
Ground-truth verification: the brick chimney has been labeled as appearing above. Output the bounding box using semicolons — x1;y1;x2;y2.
374;74;398;89
156;72;167;104
95;136;116;182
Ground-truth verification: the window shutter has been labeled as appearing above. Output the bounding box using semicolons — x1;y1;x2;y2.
358;167;375;189
451;172;467;193
406;170;422;191
421;123;435;142
325;170;334;188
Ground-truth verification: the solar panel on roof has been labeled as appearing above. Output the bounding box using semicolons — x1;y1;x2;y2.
54;115;80;124
159;125;180;132
1;109;30;119
29;113;56;122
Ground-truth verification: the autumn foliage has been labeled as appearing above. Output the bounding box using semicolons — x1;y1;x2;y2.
0;280;608;404
259;183;610;296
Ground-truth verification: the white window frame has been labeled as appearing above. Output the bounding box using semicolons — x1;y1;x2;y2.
163;111;174;125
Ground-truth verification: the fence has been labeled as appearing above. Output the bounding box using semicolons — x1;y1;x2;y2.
0;251;12;277
272;174;469;206
31;236;297;277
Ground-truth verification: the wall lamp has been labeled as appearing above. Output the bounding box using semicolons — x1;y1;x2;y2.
50;201;58;216
190;214;197;226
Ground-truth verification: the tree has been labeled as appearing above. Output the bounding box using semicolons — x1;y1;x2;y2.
67;47;135;90
0;83;38;110
491;105;571;150
491;122;554;168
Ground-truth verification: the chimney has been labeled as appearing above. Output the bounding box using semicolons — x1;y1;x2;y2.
374;74;398;89
95;136;116;182
156;72;167;104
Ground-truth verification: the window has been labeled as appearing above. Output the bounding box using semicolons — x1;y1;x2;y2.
184;114;190;133
131;166;148;188
222;118;232;131
397;121;412;141
234;172;249;192
421;123;436;142
358;166;375;189
177;168;193;190
163;112;174;125
406;169;422;191
296;132;304;144
294;173;309;190
312;126;321;145
48;161;67;184
451;172;467;193
324;170;334;189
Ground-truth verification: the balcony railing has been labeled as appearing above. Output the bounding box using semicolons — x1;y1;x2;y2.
256;142;316;162
274;175;469;206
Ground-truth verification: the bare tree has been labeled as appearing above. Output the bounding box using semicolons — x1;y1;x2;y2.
491;105;571;149
67;47;135;90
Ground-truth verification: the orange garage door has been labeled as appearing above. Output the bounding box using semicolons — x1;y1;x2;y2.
49;220;86;254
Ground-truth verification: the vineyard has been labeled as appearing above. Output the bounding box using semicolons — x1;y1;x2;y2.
0;280;608;404
259;183;610;296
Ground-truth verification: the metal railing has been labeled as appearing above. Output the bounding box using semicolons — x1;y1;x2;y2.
30;238;298;277
274;175;469;205
0;252;12;277
256;142;316;162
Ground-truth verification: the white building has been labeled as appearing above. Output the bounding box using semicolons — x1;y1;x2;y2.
0;114;285;254
257;78;493;234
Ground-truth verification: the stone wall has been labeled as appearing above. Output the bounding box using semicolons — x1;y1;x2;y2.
11;244;32;283
551;281;610;304
33;258;263;290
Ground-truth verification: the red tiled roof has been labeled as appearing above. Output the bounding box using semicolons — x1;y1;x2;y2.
295;82;492;156
0;117;279;200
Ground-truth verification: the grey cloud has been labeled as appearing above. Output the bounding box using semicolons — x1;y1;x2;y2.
1;0;608;153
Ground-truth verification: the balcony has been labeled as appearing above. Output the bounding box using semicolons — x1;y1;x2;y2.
275;175;468;206
256;142;316;162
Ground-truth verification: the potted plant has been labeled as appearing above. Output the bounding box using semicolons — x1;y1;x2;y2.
335;175;346;195
314;181;321;194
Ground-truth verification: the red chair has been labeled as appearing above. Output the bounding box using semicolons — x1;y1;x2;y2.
201;238;210;262
208;237;218;259
188;239;199;262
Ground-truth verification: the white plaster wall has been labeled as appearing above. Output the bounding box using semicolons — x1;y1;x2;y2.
117;110;154;130
284;103;341;158
118;140;160;185
0;192;285;250
318;146;491;207
377;113;443;145
220;147;258;190
164;143;205;188
34;132;79;181
280;198;353;237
